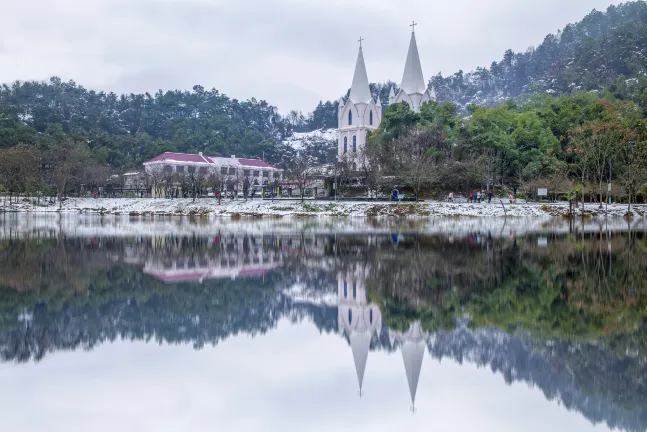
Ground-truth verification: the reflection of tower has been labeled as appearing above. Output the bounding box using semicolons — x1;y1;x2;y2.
389;322;429;412
337;265;382;396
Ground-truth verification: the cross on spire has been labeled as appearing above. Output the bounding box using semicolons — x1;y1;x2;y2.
358;37;364;48
410;21;417;33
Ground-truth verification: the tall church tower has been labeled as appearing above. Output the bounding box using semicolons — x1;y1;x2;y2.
390;23;436;112
337;264;382;396
338;41;382;159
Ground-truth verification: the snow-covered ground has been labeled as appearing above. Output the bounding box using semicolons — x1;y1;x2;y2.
1;196;645;219
282;128;336;150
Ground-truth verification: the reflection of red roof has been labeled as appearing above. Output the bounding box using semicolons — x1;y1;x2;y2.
238;268;269;276
239;158;272;168
149;271;207;282
144;152;211;164
146;265;275;283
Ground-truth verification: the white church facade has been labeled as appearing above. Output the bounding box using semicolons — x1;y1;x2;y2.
337;263;431;410
337;25;435;160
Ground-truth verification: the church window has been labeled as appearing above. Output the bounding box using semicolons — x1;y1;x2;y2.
348;110;352;126
343;282;348;298
370;110;373;125
348;309;352;324
352;136;357;153
343;137;348;154
353;283;356;299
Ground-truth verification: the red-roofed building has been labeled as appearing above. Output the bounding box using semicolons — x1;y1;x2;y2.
143;152;283;198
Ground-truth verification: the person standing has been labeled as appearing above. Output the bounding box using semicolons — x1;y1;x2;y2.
488;190;493;203
448;192;454;202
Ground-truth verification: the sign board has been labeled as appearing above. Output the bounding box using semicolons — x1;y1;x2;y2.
538;237;548;248
608;183;612;192
537;188;548;197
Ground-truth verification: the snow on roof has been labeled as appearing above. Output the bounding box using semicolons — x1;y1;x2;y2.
144;152;211;164
238;158;271;168
144;153;279;169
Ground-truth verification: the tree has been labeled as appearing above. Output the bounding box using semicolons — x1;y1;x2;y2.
569;120;627;208
287;153;316;202
242;176;251;200
0;144;38;203
396;131;436;201
207;170;227;204
356;146;383;198
618;137;647;212
147;165;167;198
47;140;90;208
80;163;111;197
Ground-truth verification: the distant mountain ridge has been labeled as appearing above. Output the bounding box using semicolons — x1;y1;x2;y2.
429;1;647;112
293;1;647;125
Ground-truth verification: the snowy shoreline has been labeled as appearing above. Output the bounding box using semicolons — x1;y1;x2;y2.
0;197;644;219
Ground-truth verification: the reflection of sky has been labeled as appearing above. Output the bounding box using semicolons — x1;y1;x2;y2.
0;319;610;432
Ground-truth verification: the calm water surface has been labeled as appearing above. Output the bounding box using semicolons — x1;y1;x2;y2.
1;215;646;432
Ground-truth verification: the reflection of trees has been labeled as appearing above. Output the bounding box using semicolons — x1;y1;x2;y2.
429;323;647;432
0;232;647;431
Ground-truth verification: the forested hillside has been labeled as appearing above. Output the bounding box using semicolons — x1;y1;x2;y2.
297;1;647;124
0;80;293;168
431;1;647;112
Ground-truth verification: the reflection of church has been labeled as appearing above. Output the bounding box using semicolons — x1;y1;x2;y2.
337;265;430;410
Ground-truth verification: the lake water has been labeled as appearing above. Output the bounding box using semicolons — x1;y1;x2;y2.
1;214;646;432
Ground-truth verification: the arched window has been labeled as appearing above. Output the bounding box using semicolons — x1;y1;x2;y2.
343;137;348;154
352;135;357;152
370;110;373;125
352;283;356;299
348;309;352;324
348;110;353;125
343;282;348;298
369;309;373;324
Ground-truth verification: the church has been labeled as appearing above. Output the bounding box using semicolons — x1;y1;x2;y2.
337;24;436;159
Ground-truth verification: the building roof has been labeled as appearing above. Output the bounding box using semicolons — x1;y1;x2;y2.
349;47;373;105
144;152;211;164
400;32;427;95
144;152;279;169
238;158;272;168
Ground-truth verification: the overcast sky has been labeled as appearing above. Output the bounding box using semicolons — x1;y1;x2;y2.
0;0;626;113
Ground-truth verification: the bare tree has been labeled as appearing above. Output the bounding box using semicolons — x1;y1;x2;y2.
330;153;352;198
81;163;111;197
287;153;316;202
147;165;167;198
207;169;228;204
356;147;383;198
397;131;436;201
570;121;627;209
161;167;177;198
618;139;647;212
184;168;208;202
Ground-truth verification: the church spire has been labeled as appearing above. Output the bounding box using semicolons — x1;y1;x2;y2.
394;321;427;410
349;42;372;105
400;28;427;95
350;331;372;395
